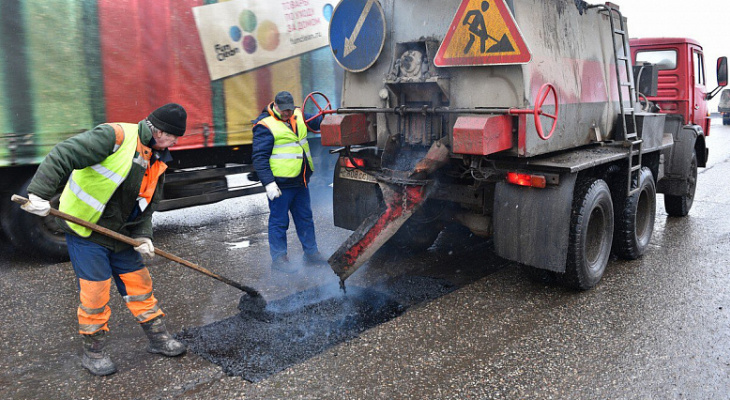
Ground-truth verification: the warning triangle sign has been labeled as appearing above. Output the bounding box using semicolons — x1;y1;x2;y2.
434;0;531;67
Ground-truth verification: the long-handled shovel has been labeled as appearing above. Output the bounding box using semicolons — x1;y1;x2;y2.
12;194;266;310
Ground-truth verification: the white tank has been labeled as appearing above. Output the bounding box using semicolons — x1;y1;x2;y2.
335;0;630;157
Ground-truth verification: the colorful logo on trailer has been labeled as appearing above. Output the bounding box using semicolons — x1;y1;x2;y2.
228;10;279;54
228;4;335;54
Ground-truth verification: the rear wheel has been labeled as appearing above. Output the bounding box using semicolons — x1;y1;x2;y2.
387;202;444;253
1;177;68;261
613;167;656;259
388;218;443;253
563;178;614;290
664;150;697;217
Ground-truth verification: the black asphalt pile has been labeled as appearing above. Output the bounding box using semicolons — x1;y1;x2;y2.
176;276;455;382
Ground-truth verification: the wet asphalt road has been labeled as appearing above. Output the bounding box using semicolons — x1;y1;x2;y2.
2;118;730;399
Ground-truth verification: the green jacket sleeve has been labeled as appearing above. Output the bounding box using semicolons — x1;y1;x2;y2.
27;125;116;200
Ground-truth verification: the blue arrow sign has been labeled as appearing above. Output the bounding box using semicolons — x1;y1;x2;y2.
329;0;386;72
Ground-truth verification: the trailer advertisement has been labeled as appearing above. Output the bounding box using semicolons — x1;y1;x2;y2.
193;0;338;80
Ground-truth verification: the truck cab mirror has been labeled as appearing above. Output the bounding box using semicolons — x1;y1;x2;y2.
717;57;728;87
707;56;728;100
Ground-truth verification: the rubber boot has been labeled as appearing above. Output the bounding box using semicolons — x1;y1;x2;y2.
141;316;187;357
81;331;117;376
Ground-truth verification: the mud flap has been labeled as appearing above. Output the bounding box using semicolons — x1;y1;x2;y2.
493;173;577;272
328;182;431;282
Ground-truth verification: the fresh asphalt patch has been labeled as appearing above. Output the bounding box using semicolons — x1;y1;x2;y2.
176;276;456;382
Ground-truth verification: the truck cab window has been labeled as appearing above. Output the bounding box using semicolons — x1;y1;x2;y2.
636;49;677;70
694;51;705;86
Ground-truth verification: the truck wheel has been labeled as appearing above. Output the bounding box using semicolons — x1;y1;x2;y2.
563;178;614;290
0;179;68;261
386;202;444;253
613;167;656;260
723;116;730;125
664;150;697;217
387;218;443;253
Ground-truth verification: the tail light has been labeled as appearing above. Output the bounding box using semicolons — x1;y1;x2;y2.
340;157;366;169
506;172;547;188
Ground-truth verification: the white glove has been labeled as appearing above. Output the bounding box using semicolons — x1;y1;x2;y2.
134;237;155;260
265;182;282;200
21;193;51;216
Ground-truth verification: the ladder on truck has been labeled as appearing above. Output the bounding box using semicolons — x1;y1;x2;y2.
591;3;642;196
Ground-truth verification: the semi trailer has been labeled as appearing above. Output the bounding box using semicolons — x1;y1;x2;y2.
0;0;342;259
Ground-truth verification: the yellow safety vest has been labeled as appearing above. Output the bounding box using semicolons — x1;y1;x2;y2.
258;108;314;178
59;123;139;236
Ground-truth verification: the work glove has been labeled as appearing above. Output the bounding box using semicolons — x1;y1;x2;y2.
134;237;155;260
265;182;282;201
21;193;51;217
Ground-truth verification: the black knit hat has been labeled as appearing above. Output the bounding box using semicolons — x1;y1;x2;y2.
148;103;187;136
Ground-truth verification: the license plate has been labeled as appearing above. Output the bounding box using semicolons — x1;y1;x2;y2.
339;168;377;183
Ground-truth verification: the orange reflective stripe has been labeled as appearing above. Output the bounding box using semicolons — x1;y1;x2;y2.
118;268;164;323
289;115;298;135
111;123;125;147
77;278;112;334
135;139;166;206
138;160;167;205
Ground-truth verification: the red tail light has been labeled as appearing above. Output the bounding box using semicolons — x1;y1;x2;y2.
340;157;366;168
506;172;547;188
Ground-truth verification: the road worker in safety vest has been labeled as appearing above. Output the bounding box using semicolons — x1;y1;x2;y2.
21;103;188;376
252;91;328;273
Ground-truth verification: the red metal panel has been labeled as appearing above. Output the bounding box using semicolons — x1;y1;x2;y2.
320;114;371;146
452;115;513;155
98;0;213;150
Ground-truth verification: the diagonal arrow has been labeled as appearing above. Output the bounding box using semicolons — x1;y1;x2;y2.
344;0;375;57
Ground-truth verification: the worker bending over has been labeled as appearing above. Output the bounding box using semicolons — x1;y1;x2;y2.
21;104;188;376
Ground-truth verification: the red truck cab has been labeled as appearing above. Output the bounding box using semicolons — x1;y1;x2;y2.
630;38;714;135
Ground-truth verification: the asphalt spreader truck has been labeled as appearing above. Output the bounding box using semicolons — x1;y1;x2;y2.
321;0;727;289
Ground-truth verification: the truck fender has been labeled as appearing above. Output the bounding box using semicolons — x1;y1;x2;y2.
658;124;702;196
493;173;577;273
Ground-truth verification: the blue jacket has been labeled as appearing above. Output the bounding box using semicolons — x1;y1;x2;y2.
252;103;323;189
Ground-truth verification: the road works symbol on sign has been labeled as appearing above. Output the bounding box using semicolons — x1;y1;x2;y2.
435;0;531;67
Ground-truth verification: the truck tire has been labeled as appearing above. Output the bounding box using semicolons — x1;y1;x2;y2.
1;179;68;261
385;201;445;253
563;178;614;290
387;218;443;253
613;167;656;260
664;150;697;217
723;115;730;125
